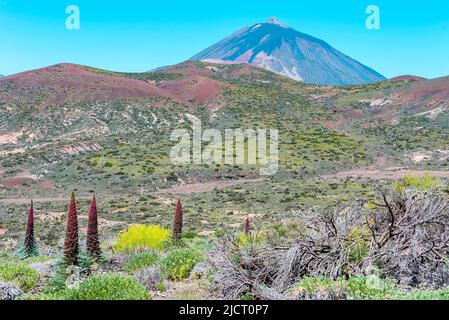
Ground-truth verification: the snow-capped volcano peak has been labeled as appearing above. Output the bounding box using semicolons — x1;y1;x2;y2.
264;17;289;28
190;19;385;85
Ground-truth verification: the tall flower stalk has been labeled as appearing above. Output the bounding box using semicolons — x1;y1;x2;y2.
244;216;252;236
17;200;38;259
172;199;183;240
86;194;101;261
64;192;79;266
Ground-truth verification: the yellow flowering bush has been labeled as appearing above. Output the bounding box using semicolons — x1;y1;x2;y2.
113;225;170;253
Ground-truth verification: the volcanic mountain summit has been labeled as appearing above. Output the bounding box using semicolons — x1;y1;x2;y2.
191;18;386;85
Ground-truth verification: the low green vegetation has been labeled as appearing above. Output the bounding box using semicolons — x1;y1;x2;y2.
124;252;160;273
0;262;40;292
1;179;449;300
293;276;449;300
394;288;449;300
61;274;151;300
84;66;186;84
393;173;443;193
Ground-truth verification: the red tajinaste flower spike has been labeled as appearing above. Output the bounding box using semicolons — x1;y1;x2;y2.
172;198;183;240
244;216;252;235
64;192;79;266
86;194;101;261
23;200;38;257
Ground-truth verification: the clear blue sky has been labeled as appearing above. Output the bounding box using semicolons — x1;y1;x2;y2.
1;0;448;78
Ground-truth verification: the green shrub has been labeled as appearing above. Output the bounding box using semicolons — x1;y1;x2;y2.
43;264;68;295
347;226;370;264
113;225;170;253
395;287;449;300
62;274;151;300
0;262;40;291
393;174;442;193
214;229;225;238
293;277;347;296
185;238;214;253
235;233;262;248
346;276;396;300
161;248;203;281
43;252;99;296
293;276;397;300
124;252;159;273
236;233;252;247
182;231;198;239
156;282;167;292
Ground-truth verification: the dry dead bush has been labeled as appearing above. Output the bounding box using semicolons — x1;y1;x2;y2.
208;236;279;299
207;188;449;299
365;189;449;288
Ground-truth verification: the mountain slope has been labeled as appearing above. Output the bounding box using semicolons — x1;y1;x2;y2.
0;63;190;109
389;76;449;111
1;61;448;169
190;18;386;86
1;61;449;253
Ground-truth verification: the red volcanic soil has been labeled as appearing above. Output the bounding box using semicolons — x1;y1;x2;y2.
151;61;231;105
0;63;189;108
158;74;223;105
344;109;365;119
0;62;234;110
390;76;449;111
390;75;426;82
0;176;34;187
